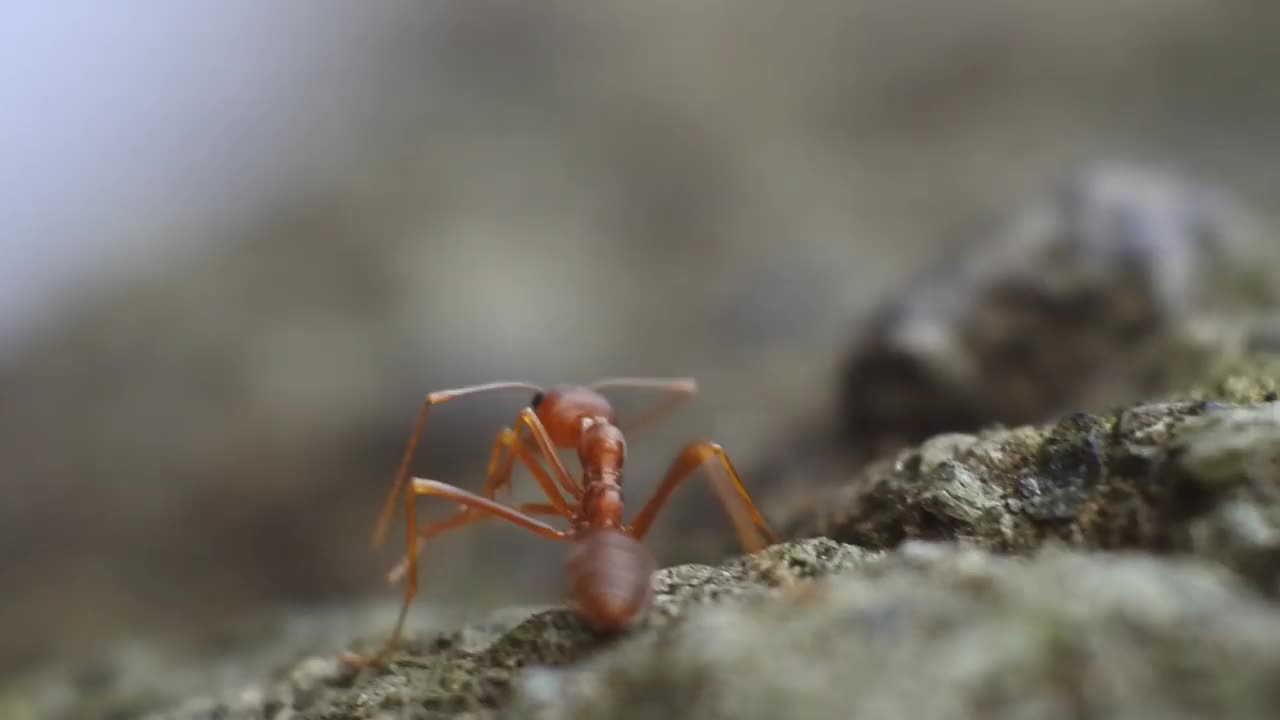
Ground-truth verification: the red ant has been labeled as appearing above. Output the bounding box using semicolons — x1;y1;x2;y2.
342;378;778;667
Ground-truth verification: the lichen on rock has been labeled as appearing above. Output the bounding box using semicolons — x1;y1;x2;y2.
1171;349;1280;405
786;387;1280;597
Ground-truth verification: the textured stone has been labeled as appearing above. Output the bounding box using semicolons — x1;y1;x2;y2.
511;545;1280;720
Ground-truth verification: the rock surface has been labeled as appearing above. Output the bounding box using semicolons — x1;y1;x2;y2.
16;537;1280;719
733;166;1280;565
789;373;1280;594
2;540;878;719
5;369;1280;718
511;544;1280;720
7;353;1280;718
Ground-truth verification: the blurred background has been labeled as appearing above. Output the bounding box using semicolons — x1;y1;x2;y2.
2;0;1279;678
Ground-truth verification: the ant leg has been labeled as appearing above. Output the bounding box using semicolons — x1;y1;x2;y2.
589;377;698;435
385;502;566;584
514;407;583;499
343;478;570;668
458;421;558;509
479;425;522;504
386;421;578;584
470;413;579;510
371;381;543;547
626;441;779;553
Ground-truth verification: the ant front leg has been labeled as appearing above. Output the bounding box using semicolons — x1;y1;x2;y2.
343;478;572;668
381;425;527;584
513;407;583;499
384;501;565;584
384;410;582;585
469;409;583;508
370;381;543;547
626;441;779;554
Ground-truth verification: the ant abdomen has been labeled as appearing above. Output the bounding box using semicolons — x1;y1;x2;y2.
566;527;657;631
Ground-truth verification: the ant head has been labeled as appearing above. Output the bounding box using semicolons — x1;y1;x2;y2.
531;385;615;449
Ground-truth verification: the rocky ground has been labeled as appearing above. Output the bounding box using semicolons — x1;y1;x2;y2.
7;166;1280;717
11;412;1280;719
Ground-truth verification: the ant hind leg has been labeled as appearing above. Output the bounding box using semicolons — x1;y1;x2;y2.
626;441;778;554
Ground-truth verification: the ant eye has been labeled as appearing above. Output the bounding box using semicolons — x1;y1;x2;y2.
530;391;545;408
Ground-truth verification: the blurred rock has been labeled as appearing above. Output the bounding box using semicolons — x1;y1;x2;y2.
839;163;1279;462
730;165;1280;567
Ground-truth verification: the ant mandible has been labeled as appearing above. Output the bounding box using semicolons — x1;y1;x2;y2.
342;377;778;667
